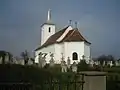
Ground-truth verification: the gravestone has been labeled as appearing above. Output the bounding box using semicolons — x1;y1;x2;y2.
118;60;120;66
5;53;9;64
61;60;67;72
86;60;89;64
89;60;94;67
82;55;85;60
0;57;2;64
49;53;55;67
60;53;67;72
103;61;105;66
98;60;101;65
67;57;71;69
38;52;43;67
94;60;99;65
20;59;24;65
71;62;77;73
115;60;120;66
107;61;110;66
41;53;47;68
12;57;17;64
28;58;33;65
16;58;24;65
115;60;119;66
110;61;113;67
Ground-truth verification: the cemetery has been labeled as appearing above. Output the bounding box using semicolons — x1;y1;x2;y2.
0;51;120;90
1;51;120;72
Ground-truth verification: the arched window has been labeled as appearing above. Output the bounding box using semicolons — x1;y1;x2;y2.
49;27;51;32
72;52;78;60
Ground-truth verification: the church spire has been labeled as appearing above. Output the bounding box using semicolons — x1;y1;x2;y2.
47;9;51;22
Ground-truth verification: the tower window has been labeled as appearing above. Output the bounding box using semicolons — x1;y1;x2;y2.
72;52;78;60
49;27;51;32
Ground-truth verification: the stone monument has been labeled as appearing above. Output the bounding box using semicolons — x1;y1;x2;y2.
5;53;9;64
49;53;55;67
38;52;43;67
67;57;71;64
67;57;71;69
103;61;105;66
41;53;47;68
27;58;33;65
0;57;2;64
89;60;94;67
61;60;67;72
61;53;67;72
71;62;77;73
109;61;113;67
94;61;99;65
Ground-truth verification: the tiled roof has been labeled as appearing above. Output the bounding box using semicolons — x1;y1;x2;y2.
35;26;69;51
60;28;91;44
35;26;91;51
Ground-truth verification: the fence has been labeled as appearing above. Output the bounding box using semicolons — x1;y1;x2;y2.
0;83;33;90
106;74;120;90
0;74;85;90
33;74;85;90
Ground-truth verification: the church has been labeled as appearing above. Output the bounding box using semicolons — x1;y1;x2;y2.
34;10;91;64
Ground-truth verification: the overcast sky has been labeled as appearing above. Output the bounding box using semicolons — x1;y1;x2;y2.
0;0;120;58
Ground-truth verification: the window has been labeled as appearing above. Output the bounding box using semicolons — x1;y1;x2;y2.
49;27;51;32
72;52;78;60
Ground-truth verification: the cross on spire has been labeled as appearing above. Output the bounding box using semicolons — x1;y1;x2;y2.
69;20;72;25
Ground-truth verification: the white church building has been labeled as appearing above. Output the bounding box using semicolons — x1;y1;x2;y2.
34;10;91;64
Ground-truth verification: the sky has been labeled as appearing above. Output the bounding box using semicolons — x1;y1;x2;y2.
0;0;120;58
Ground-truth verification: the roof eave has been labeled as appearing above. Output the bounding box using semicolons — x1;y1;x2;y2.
86;41;91;45
41;23;55;27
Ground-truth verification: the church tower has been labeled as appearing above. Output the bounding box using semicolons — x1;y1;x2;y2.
41;9;55;45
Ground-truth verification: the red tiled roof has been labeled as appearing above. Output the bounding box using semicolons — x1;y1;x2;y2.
35;27;91;51
60;28;91;44
35;26;69;51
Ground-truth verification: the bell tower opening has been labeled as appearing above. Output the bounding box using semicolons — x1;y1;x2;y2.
49;27;51;32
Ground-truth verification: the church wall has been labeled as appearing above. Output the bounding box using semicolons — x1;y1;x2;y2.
54;43;64;63
64;42;85;64
84;42;90;61
41;26;44;45
35;44;55;63
35;42;91;64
